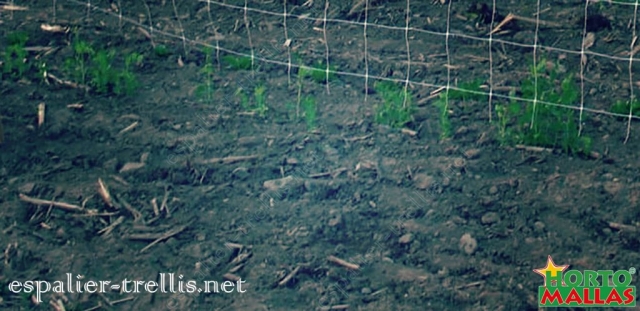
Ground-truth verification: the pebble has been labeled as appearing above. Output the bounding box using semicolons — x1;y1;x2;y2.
459;233;478;255
488;185;499;195
481;212;500;225
398;233;413;244
534;221;545;232
413;173;435;190
464;148;481;159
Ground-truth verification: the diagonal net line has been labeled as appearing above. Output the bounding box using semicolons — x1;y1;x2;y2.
61;0;640;128
199;0;640;63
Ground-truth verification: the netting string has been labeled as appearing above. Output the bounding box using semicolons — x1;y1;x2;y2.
625;0;640;143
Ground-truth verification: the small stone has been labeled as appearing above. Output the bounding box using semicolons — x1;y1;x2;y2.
413;173;435;190
464;148;481;159
453;158;466;169
361;287;372;295
456;126;468;135
399;233;413;244
534;221;545;232
481;212;500;225
328;215;342;227
488;185;499;195
459;233;478;255
285;157;299;165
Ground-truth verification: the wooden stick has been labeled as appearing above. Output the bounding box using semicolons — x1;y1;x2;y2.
278;265;301;286
140;223;190;253
327;255;360;270
19;193;84;212
196;155;259;165
97;178;114;208
609;222;638;232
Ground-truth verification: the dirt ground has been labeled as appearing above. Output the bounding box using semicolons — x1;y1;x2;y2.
2;0;640;310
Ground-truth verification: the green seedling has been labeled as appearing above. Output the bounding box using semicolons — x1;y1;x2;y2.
253;85;268;117
64;38;94;85
374;81;414;128
433;93;451;139
64;35;140;96
305;60;336;84
236;87;250;110
514;58;591;155
195;47;216;104
89;49;116;93
494;91;520;146
448;79;487;102
153;44;171;57
115;52;142;95
611;98;640;117
235;85;268;117
302;96;317;130
2;31;29;78
222;55;252;70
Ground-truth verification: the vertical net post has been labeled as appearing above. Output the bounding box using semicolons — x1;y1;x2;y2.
171;0;187;57
625;0;640;143
117;0;122;31
444;0;453;132
530;0;542;130
578;0;590;136
244;0;255;78
363;0;369;102
323;0;331;94
487;0;497;123
283;0;292;85
402;0;411;110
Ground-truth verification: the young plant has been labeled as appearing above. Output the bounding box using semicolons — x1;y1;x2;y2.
374;81;414;128
89;49;116;93
222;55;252;70
515;58;591;155
296;64;310;118
115;52;143;95
2;31;29;79
433;93;451;139
64;38;94;86
494;91;520;146
235;85;268;117
153;44;171;57
195;47;216;104
253;85;268;117
611;98;640;117
307;60;336;84
302;96;317;131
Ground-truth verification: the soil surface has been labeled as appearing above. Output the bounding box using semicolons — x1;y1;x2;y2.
2;1;640;310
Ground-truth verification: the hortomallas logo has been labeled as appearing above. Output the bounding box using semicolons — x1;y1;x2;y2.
535;255;636;307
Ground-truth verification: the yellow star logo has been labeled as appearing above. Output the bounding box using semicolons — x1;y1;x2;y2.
534;255;569;286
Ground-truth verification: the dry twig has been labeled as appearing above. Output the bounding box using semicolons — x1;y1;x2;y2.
19;193;84;212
